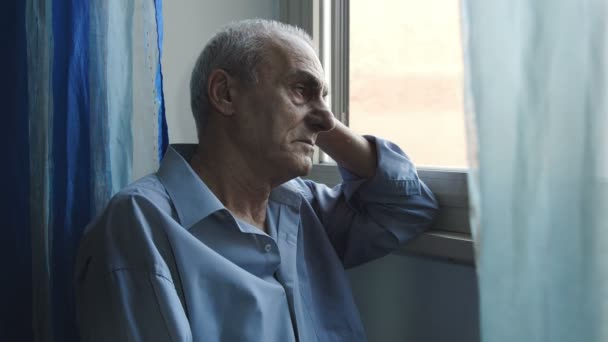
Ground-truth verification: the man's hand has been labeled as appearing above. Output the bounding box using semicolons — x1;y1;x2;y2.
316;119;377;178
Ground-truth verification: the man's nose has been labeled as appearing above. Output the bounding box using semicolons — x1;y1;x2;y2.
307;100;336;133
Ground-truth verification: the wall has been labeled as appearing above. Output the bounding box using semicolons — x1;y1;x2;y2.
163;0;279;143
349;255;479;342
162;2;480;342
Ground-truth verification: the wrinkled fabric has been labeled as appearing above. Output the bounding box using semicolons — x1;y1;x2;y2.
3;0;168;341
75;137;439;342
463;1;608;341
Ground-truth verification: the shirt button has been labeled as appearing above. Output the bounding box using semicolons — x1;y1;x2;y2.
264;244;272;253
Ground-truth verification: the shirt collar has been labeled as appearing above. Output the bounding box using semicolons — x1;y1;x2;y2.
157;146;224;229
269;179;302;209
157;145;304;228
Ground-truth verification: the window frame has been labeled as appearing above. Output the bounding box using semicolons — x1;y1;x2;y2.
280;0;474;265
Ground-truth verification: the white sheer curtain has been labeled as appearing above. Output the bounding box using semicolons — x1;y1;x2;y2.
462;1;608;341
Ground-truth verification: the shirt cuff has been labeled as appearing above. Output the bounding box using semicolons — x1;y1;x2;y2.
338;135;422;200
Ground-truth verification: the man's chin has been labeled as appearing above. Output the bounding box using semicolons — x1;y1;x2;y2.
271;155;314;184
289;156;314;177
301;163;313;176
293;159;313;177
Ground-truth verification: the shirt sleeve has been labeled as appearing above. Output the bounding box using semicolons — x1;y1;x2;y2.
76;268;192;342
300;136;439;268
74;194;192;342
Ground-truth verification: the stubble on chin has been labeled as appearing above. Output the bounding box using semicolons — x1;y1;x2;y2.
288;154;313;179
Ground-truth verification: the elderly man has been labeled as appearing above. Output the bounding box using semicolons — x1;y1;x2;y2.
74;19;438;342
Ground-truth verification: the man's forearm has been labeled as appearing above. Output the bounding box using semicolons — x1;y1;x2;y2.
316;119;377;178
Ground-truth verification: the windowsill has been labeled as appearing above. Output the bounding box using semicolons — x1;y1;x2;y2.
397;230;474;265
306;163;475;265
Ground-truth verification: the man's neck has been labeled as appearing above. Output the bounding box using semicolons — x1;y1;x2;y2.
189;141;271;232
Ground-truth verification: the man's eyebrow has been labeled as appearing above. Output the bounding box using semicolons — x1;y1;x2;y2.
289;70;328;95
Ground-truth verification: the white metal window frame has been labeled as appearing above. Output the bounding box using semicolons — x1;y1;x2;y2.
280;0;474;264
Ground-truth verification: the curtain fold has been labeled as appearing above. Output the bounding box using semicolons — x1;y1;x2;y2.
2;0;168;341
462;1;608;341
2;1;33;342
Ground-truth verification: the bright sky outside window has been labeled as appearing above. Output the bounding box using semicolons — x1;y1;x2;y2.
349;0;467;168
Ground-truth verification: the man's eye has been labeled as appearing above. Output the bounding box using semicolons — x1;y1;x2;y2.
294;86;309;99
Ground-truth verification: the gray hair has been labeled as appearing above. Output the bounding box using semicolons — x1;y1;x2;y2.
189;19;313;138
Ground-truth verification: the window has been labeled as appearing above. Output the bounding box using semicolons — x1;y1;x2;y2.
349;0;467;168
280;0;474;264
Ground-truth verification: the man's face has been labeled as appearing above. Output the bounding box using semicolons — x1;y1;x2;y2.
229;35;335;184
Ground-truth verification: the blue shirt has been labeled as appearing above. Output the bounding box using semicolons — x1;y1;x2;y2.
74;136;439;342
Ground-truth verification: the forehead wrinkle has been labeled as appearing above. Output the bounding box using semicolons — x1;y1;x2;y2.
269;34;324;75
288;51;324;79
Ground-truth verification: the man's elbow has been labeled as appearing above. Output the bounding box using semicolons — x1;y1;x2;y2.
417;184;440;232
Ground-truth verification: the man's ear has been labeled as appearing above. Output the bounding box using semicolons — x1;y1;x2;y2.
207;69;236;116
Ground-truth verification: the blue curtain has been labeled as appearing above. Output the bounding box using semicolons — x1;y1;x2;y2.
1;0;168;341
462;1;608;341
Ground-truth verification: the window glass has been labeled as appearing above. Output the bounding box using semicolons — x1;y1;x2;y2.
349;0;467;167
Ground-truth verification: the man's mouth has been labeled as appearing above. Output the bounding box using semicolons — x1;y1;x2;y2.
295;139;315;146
